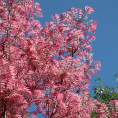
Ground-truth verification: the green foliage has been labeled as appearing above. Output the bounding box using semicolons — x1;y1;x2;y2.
91;111;97;118
93;76;118;104
91;74;118;118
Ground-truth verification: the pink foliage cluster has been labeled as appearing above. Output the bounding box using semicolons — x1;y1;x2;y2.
0;0;117;118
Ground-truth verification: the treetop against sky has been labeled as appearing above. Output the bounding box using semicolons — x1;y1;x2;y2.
0;0;118;118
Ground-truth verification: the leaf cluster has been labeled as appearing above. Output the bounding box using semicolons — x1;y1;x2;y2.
93;76;118;104
91;74;118;118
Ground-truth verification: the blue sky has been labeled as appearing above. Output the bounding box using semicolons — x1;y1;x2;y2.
36;0;118;93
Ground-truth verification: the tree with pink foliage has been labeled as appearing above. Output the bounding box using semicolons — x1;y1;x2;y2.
0;0;117;118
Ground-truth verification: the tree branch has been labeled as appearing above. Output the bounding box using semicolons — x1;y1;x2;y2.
50;99;57;118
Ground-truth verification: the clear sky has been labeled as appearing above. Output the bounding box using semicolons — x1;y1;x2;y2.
35;0;118;94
